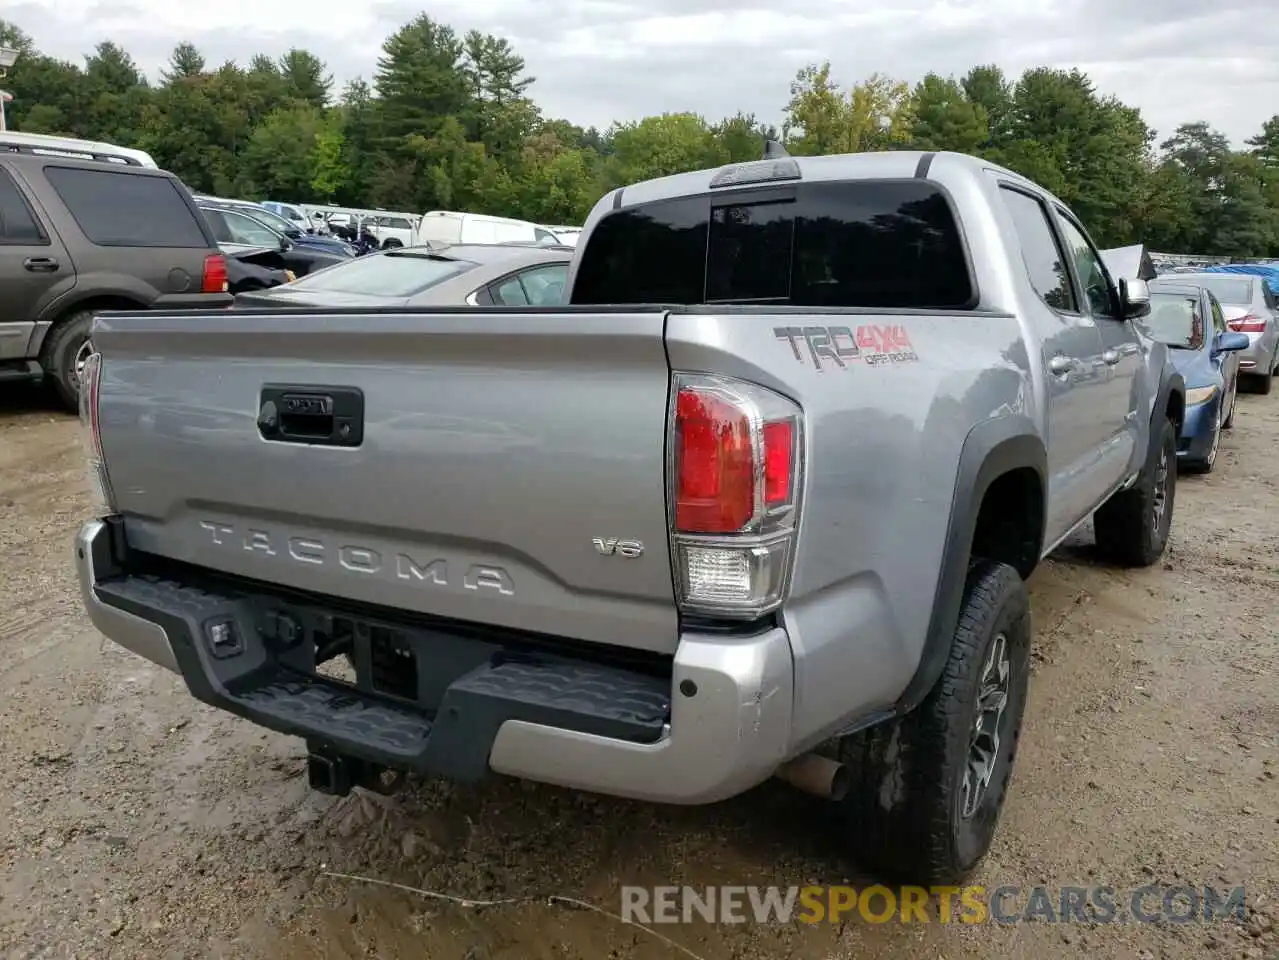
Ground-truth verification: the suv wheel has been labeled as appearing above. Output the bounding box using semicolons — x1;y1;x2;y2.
837;560;1031;884
40;309;95;412
1093;415;1177;566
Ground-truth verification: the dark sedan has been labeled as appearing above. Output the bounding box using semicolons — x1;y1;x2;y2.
233;243;573;309
197;203;350;277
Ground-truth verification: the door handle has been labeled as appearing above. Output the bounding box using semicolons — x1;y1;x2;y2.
1049;355;1075;375
23;257;59;273
1102;349;1120;365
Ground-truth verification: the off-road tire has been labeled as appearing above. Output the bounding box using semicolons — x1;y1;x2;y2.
39;309;95;412
1093;415;1177;566
836;560;1031;885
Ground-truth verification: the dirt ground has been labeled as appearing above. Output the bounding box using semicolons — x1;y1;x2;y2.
0;383;1276;960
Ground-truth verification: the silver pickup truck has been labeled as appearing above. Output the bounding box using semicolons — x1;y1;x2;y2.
74;148;1184;883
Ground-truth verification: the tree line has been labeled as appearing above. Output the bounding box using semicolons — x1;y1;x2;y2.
3;16;1279;256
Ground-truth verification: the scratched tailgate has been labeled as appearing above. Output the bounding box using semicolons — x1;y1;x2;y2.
90;307;680;654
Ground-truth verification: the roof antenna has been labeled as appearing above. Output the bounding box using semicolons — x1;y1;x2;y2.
762;139;790;160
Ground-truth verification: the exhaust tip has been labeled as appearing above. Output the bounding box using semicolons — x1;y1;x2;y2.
774;753;849;801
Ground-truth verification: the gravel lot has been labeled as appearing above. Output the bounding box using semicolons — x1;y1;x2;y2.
1;383;1276;960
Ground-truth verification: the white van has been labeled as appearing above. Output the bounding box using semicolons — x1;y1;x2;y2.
413;211;562;248
261;201;311;232
0;131;158;168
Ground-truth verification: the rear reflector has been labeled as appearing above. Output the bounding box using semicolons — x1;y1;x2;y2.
1228;314;1266;333
201;253;228;294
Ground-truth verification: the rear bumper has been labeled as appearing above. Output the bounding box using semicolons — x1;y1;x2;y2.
75;519;793;804
1176;397;1220;462
1236;333;1275;375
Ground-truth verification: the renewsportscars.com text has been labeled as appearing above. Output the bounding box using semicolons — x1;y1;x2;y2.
620;884;1248;925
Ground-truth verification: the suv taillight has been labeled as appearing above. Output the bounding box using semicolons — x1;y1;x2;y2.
1228;314;1266;333
201;253;228;294
669;373;803;618
78;350;115;513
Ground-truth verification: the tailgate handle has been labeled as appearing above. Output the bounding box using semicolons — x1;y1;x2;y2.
258;385;364;447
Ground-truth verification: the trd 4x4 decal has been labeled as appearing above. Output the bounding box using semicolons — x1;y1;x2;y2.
773;324;920;371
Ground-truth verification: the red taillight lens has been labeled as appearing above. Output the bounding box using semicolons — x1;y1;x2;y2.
763;420;793;506
201;253;228;294
668;373;804;618
1228;314;1266;333
675;387;754;533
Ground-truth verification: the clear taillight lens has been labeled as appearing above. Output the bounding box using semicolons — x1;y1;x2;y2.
79;350;115;513
669;373;804;618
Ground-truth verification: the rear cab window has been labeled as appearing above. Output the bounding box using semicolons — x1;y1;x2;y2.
572;180;975;309
44;165;211;247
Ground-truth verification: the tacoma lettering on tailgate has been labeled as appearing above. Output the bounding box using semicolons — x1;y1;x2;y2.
197;521;514;595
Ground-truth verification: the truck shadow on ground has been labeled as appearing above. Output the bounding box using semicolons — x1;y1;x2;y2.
256;768;860;959
0;384;67;418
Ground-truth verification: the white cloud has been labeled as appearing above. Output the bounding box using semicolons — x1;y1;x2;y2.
4;0;1277;146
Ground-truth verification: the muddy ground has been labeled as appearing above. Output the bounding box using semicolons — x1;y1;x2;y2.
0;382;1276;960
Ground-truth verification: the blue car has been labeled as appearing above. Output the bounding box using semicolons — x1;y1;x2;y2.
1145;280;1251;473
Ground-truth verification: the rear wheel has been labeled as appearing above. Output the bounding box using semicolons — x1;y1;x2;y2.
836;560;1031;884
39;309;95;412
1094;415;1177;566
382;238;403;249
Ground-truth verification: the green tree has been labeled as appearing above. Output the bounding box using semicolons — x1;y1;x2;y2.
961;64;1013;148
783;62;911;155
607;113;725;184
908;73;988;152
374;15;470;143
278;49;331;108
161;42;205;83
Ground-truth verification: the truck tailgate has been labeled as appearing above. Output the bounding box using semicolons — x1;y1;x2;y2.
91;308;679;654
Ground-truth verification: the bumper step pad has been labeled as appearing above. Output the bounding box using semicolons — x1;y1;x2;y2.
95;572;670;781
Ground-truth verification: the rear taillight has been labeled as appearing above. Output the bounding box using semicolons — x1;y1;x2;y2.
1228;314;1266;333
201;253;228;294
78;351;115;512
670;373;803;618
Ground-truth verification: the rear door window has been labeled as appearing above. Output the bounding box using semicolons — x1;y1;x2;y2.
490;263;569;306
0;168;48;244
43;166;210;247
573;180;974;309
998;186;1076;313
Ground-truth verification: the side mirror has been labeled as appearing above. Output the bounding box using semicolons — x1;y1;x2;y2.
278;236;292;252
1214;331;1251;353
1119;277;1151;319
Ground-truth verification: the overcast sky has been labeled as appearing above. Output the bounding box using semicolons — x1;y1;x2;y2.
6;0;1278;147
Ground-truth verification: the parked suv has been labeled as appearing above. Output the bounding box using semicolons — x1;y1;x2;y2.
0;140;232;409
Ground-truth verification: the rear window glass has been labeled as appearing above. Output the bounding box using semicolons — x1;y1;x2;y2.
573;180;974;309
43;166;209;247
287;251;474;296
1191;277;1252;304
1145;293;1204;349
